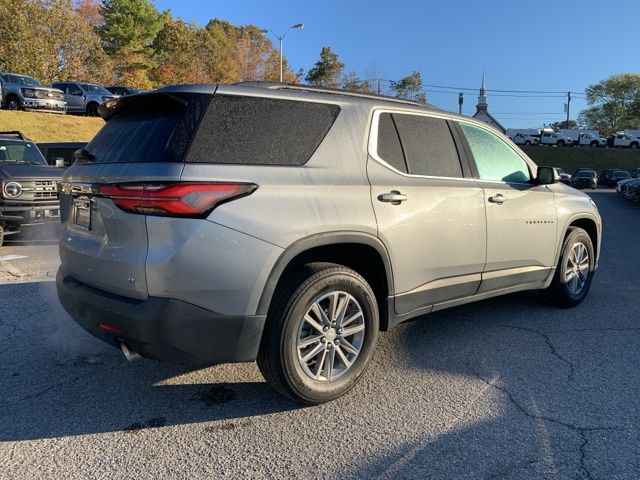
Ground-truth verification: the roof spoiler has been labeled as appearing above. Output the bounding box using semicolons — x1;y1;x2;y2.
98;92;190;121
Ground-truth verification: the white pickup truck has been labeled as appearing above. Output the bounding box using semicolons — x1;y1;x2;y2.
610;133;640;149
577;133;607;147
539;132;573;146
512;133;540;146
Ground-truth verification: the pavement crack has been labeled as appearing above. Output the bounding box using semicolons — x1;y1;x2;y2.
578;431;594;480
500;325;576;381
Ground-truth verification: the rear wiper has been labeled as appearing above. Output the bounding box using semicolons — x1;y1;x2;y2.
74;148;95;162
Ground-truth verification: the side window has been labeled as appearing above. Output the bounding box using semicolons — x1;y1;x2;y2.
459;122;532;183
376;113;407;173
392;113;463;178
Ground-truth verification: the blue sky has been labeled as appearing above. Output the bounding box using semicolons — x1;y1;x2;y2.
154;0;639;129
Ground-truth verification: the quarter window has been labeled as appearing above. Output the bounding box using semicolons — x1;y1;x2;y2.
460;122;531;183
376;113;407;173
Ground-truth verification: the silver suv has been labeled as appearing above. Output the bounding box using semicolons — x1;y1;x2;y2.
0;73;66;113
51;81;118;116
56;83;602;403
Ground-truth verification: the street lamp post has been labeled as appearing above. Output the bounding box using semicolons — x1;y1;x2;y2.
261;24;304;82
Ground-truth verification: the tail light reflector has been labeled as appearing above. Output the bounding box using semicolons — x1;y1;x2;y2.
98;182;257;217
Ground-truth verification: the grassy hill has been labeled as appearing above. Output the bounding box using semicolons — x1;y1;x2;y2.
521;145;640;173
0;110;104;142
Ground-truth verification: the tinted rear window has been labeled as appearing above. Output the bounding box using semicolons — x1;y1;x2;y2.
393;113;463;178
185;95;340;165
376;113;407;173
83;93;211;164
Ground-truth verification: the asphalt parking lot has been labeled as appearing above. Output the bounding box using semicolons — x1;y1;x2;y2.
1;190;639;480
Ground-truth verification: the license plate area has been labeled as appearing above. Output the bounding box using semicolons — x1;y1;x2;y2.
74;197;92;230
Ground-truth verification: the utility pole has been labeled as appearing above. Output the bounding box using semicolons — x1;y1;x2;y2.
458;92;464;115
377;78;382;95
566;91;571;127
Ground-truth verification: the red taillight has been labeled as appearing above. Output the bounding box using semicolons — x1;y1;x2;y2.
98;182;257;217
98;322;122;335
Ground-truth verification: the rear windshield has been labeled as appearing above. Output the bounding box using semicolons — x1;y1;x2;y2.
576;171;595;178
83;93;211;164
186;95;341;166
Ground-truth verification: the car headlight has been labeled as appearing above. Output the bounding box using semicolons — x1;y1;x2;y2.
3;181;22;198
21;88;37;98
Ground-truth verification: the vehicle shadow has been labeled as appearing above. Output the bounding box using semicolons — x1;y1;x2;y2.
0;280;302;441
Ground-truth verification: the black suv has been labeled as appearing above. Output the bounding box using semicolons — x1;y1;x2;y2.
0;132;64;246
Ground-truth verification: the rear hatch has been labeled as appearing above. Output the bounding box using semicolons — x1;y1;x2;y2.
59;91;214;299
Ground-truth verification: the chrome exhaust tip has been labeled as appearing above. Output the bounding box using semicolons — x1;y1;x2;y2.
121;342;142;362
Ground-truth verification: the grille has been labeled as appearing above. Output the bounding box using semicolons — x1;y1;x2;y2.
34;90;65;101
18;179;60;202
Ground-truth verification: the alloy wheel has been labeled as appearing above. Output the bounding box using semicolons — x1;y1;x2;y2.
296;291;365;382
564;242;590;295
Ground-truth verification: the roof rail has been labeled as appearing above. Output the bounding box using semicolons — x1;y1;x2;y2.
232;81;436;108
0;131;27;140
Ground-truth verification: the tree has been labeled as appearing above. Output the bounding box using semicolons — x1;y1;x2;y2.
578;74;640;136
390;71;426;103
0;0;113;84
99;0;169;87
549;120;578;131
305;47;344;88
341;71;371;93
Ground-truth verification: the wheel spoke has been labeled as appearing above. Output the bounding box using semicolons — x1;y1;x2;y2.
341;310;363;328
565;269;576;282
335;345;352;369
334;295;350;326
310;302;331;327
325;347;336;380
569;275;579;294
303;314;325;334
340;337;359;356
302;342;325;363
341;323;365;337
328;292;340;324
314;348;328;379
298;334;323;349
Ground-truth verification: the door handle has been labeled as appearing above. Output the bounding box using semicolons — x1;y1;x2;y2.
488;194;508;204
378;191;407;204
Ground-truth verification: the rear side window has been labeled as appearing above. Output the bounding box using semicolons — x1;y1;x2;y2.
376;113;407;173
392;113;463;178
186;95;340;165
83;93;211;164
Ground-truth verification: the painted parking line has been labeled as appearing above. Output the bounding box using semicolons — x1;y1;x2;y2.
0;255;28;262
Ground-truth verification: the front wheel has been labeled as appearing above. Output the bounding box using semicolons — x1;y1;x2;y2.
86;102;99;116
257;263;379;404
631;142;639;150
544;228;595;307
6;96;21;110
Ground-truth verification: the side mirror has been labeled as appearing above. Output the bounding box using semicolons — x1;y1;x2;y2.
54;158;65;168
536;166;559;185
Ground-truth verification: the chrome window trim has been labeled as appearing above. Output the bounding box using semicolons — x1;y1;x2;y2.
367;108;476;182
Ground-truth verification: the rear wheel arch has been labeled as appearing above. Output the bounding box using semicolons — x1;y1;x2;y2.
257;233;394;331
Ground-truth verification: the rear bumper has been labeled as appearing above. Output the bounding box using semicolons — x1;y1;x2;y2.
56;268;266;364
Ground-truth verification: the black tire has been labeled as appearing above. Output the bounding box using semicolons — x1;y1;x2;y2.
544;228;595;307
6;95;21;110
557;140;565;147
524;140;531;146
631;142;639;150
86;102;99;116
257;262;379;404
590;142;599;148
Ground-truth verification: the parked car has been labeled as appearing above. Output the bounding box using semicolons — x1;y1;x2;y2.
540;132;573;146
56;83;602;404
576;133;607;148
0;131;64;246
599;168;620;186
554;167;572;184
616;177;637;194
630;167;640;178
37;142;86;168
609;133;640;149
572;169;597;189
626;180;640;203
607;170;631;187
51;81;118;116
512;132;540;146
0;73;66;114
106;86;145;96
